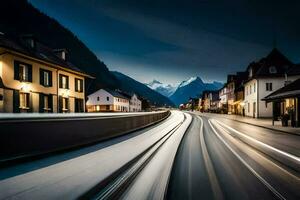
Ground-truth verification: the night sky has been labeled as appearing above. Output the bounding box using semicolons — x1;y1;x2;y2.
29;0;300;85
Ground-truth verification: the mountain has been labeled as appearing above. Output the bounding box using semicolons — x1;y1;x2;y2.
0;0;118;92
0;0;174;107
170;77;223;106
112;72;175;106
145;80;176;97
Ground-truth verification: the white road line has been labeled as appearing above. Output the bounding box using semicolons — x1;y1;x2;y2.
208;119;286;200
197;116;224;200
214;119;300;163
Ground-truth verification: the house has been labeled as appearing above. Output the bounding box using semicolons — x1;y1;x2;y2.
129;93;142;112
218;85;228;113
226;72;248;115
262;78;300;127
202;90;219;112
86;89;130;112
0;33;92;113
243;48;300;118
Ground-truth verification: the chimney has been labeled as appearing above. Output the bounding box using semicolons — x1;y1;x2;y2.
53;49;68;60
21;34;36;49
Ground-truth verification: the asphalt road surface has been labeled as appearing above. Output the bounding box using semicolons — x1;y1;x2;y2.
0;111;299;200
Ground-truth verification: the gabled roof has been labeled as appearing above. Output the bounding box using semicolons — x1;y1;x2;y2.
105;89;130;100
262;78;300;101
0;33;91;77
246;48;294;80
287;64;300;76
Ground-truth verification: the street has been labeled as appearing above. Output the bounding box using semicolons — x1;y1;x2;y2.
0;111;299;199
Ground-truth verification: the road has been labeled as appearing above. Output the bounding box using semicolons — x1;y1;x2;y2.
0;111;299;199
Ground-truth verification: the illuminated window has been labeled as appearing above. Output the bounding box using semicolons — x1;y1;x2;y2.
20;64;28;81
20;93;29;108
59;74;69;89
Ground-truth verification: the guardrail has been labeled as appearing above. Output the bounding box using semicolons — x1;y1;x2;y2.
0;111;170;163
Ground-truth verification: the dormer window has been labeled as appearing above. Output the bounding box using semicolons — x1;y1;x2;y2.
269;66;277;74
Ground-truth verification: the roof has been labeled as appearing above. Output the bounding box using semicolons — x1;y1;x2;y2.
287;64;300;76
105;89;130;100
245;48;294;81
262;78;300;101
0;33;91;77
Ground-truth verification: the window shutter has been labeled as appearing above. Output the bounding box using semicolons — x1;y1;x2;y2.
75;78;78;92
39;93;44;113
59;74;62;88
14;61;20;80
59;96;63;113
49;71;53;87
28;64;32;82
28;93;32;112
67;98;70;112
48;94;53;112
66;76;69;89
80;79;83;92
13;90;20;113
40;69;44;86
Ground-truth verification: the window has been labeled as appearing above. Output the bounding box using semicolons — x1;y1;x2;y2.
266;83;273;91
250;85;252;94
40;69;52;87
44;95;49;109
97;96;100;101
39;94;52;112
248;103;250;113
75;78;83;92
75;98;84;112
62;98;68;111
14;61;32;82
107;96;109;101
254;83;256;92
20;93;29;109
269;66;277;74
20;64;28;81
59;74;69;89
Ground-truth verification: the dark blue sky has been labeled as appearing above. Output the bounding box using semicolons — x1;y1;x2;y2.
29;0;300;85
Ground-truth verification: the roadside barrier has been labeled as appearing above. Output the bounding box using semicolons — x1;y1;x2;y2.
0;111;170;163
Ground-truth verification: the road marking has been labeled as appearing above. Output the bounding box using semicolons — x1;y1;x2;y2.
208;119;286;200
197;116;224;200
214;119;300;163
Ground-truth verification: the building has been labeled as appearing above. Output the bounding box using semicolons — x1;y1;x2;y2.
218;85;228;113
263;78;300;127
243;48;300;118
0;33;91;113
226;72;248;115
129;93;142;112
86;89;130;112
202;90;219;112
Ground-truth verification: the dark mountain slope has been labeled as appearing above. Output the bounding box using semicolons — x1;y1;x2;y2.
0;0;117;91
112;72;175;106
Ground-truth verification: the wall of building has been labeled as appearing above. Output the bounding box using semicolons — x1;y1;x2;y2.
244;79;257;118
0;51;86;113
113;97;129;112
129;94;141;112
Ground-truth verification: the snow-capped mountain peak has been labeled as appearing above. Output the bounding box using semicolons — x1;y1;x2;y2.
145;80;177;97
178;76;204;88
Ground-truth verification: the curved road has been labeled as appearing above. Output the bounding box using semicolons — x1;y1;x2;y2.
0;111;299;199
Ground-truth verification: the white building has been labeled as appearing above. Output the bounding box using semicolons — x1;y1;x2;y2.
129;94;142;112
244;48;300;118
218;85;228;113
86;89;129;112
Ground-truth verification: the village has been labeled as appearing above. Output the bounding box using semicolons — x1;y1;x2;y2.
181;48;300;128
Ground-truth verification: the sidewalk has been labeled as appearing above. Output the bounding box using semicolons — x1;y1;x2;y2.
197;112;300;136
